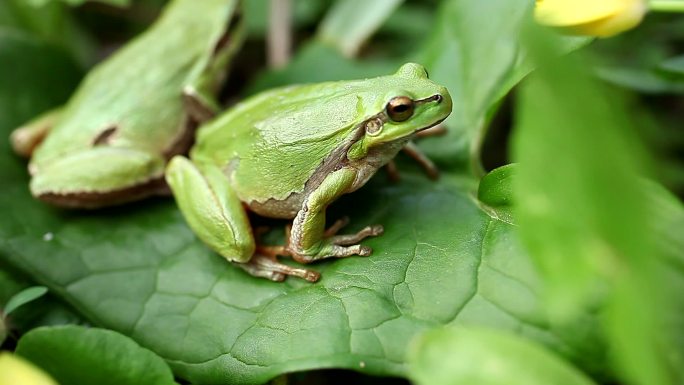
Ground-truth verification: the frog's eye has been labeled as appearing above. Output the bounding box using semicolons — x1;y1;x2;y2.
386;96;414;122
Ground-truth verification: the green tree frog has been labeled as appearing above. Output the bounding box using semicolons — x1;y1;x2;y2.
10;0;243;207
166;63;452;282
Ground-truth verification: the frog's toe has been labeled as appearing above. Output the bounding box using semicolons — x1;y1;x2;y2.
237;254;320;282
329;224;384;246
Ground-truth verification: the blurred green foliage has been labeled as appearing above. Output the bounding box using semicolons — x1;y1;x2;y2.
0;0;682;385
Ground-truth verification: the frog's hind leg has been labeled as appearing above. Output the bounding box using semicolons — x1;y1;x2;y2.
10;107;63;158
166;156;320;282
30;146;168;208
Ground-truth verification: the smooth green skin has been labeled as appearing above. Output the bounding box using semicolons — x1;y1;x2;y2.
166;63;452;281
11;0;243;208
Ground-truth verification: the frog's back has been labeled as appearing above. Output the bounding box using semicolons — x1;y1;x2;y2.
31;0;237;169
191;79;390;203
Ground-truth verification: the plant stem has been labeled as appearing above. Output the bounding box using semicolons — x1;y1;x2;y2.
650;0;684;12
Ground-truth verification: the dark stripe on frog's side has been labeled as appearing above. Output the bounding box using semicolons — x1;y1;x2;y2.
244;113;375;219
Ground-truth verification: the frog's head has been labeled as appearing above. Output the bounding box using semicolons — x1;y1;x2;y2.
348;63;452;160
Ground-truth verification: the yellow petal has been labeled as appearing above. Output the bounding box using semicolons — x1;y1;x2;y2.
535;0;647;37
0;352;59;385
535;0;621;25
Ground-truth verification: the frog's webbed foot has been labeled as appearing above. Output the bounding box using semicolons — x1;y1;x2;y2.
287;220;384;263
241;246;320;282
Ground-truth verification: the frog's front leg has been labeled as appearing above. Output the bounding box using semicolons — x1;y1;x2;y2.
287;167;383;263
166;156;318;282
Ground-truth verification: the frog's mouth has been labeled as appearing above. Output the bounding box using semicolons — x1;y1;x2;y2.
414;117;447;135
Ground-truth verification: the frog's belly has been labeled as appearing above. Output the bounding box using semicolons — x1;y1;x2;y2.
244;191;304;219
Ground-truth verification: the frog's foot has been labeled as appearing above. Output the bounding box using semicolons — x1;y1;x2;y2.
287;224;384;264
239;248;320;282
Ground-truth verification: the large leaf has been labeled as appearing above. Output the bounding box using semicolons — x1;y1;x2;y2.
0;148;609;384
15;326;176;385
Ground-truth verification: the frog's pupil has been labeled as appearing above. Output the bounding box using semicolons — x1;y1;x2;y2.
394;105;409;112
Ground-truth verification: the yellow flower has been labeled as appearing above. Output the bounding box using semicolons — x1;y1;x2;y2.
0;352;59;385
535;0;647;37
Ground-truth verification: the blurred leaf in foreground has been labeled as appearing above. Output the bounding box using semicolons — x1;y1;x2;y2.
16;326;176;385
408;327;597;385
513;24;684;385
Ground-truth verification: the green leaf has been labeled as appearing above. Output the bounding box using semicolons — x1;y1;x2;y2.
512;25;683;385
659;54;684;75
477;164;516;225
418;0;531;170
596;66;684;94
0;157;610;383
16;326;176;385
478;164;516;208
317;0;404;57
3;286;48;317
408;327;597;385
0;268;83;336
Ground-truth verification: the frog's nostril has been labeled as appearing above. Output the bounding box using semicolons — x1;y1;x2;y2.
435;94;443;103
